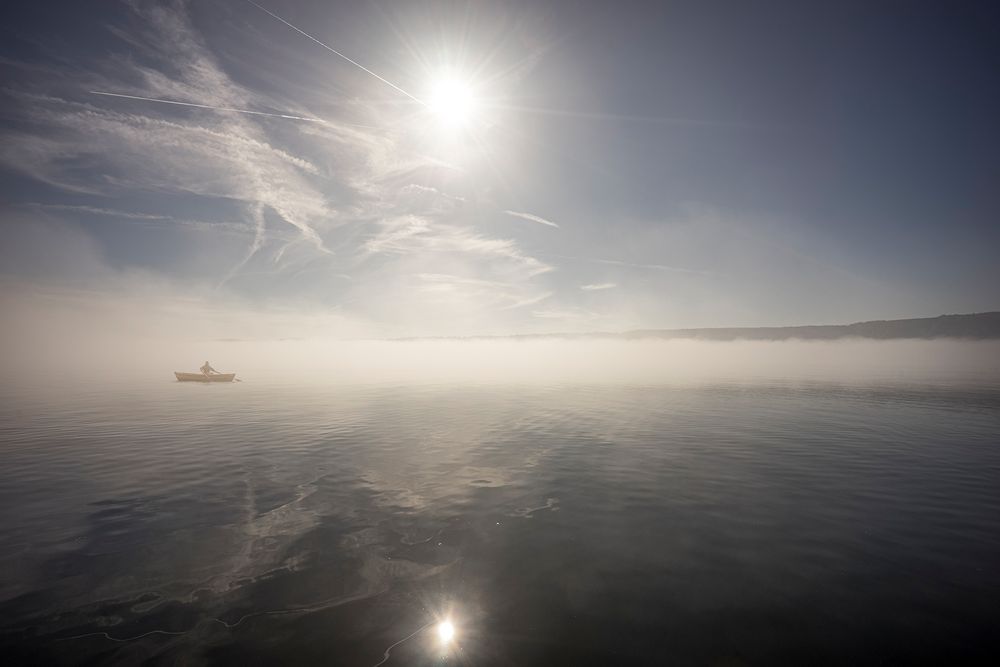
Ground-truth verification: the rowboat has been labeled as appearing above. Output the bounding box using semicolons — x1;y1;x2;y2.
174;372;237;383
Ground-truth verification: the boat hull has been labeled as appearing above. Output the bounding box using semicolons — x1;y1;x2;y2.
174;372;236;383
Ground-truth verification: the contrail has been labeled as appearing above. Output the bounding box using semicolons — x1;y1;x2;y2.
504;209;560;228
245;0;426;106
90;91;326;122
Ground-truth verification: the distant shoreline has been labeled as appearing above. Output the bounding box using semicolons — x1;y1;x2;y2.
386;312;1000;343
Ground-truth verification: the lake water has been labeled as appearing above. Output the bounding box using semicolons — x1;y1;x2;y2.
2;342;1000;665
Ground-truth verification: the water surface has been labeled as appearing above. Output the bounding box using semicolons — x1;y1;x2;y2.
2;358;999;665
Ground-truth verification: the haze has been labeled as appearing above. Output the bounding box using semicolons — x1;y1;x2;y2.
4;290;999;387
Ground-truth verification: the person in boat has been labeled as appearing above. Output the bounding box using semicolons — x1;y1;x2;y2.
200;361;218;376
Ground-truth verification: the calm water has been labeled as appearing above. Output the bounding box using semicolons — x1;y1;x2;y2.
2;374;1000;665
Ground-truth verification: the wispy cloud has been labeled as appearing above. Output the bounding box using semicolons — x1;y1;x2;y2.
503;291;553;310
591;258;712;275
0;1;375;275
532;307;598;320
542;253;712;277
365;215;552;279
416;273;551;311
28;204;172;221
364;216;431;254
24;203;252;234
401;183;466;202
1;92;334;262
503;210;560;228
220;203;267;287
0;1;560;334
580;282;617;291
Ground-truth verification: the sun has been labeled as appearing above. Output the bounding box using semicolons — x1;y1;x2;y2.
427;77;477;126
437;619;456;643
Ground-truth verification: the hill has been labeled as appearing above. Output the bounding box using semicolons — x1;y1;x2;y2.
402;312;1000;342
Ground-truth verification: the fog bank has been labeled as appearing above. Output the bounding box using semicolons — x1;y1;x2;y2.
4;284;999;388
6;336;1000;388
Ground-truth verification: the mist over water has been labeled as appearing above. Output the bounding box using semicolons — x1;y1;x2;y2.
2;339;999;664
6;333;1000;386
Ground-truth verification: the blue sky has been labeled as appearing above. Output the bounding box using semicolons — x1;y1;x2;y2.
1;0;998;336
